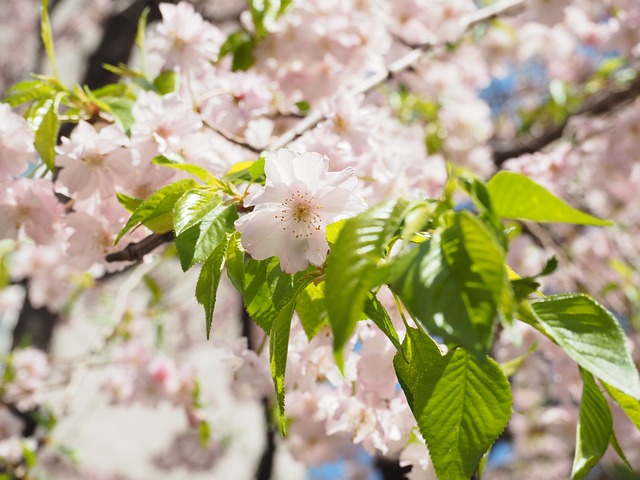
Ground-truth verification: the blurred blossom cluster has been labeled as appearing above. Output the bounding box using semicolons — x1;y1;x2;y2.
1;0;640;478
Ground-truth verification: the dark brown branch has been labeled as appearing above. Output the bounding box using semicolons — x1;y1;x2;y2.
11;283;57;352
83;0;170;89
492;72;640;165
105;231;174;263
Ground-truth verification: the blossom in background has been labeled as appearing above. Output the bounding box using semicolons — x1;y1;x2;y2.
235;149;367;274
0;103;34;178
3;348;50;412
0;178;64;245
148;1;224;72
55;120;131;199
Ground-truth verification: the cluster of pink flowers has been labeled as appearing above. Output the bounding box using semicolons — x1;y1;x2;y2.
1;0;640;477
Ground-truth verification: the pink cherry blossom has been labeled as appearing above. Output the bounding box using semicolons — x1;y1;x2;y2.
148;1;224;72
0;103;34;178
4;348;50;411
0;178;64;245
235;149;367;273
55;120;131;199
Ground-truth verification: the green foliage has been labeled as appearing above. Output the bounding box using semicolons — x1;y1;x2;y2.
40;0;58;79
224;157;266;184
269;272;315;434
173;188;222;236
153;70;178;95
218;0;291;71
394;328;512;480
174;203;238;271
103;115;637;480
116;192;143;213
33;95;62;171
2;79;56;107
602;382;640;431
363;293;402;353
225;232;245;293
295;282;327;340
196;237;229;339
325;199;409;366
115;179;198;244
152;154;219;185
102;97;136;133
243;258;279;332
571;370;612;480
529;294;640;399
219;31;256;72
487;171;613;226
392;211;507;357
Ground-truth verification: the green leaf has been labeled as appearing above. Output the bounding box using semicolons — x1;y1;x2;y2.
499;341;538;377
135;6;150;73
394;328;512;480
267;261;316;311
276;0;293;17
244;258;278;331
173;188;221;236
34;96;61;171
530;294;640;399
116;192;142;213
103;97;135;133
270;298;295;435
392;211;506;356
269;272;314;435
225;232;245;294
152;154;217;185
487;171;613;226
219;31;250;59
363;293;402;353
41;0;58;78
153;70;178;95
295;282;327;341
609;429;633;472
196;238;229;339
602;382;640;431
175;203;238;271
232;38;257;71
457;173;506;249
399;200;434;245
571;370;612;480
225;157;266;184
326;199;409;364
218;30;257;71
115;179;197;244
3;80;55;107
91;83;132;99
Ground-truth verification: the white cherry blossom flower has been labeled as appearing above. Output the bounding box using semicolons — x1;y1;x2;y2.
235;149;367;274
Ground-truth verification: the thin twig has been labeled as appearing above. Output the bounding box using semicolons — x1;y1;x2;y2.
492;70;640;165
202;118;262;153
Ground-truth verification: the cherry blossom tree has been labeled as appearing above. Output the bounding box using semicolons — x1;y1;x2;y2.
2;1;640;479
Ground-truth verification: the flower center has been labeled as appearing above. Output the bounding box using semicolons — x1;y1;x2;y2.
276;189;324;238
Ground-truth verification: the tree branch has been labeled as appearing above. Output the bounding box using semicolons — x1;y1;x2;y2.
105;231;174;263
492;72;640;165
202;118;262;153
83;0;171;89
